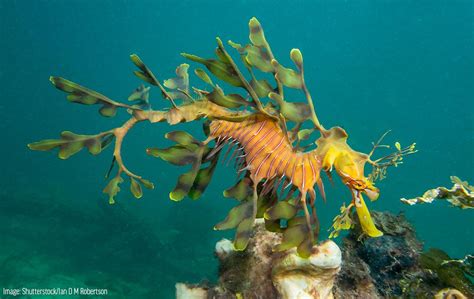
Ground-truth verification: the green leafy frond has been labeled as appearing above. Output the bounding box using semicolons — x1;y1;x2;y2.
103;176;124;204
130;177;143;199
165;131;201;147
206;85;251;108
148;131;215;201
50;77;134;117
264;200;297;220
223;178;253;201
329;203;354;239
28;131;114;159
194;68;214;86
275;217;313;258
182;50;243;88
128;84;150;102
214;200;254;251
163;64;193;102
146;145;199;166
188;154;219;200
130;54;179;108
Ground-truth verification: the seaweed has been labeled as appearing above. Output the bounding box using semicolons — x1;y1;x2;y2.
401;176;474;209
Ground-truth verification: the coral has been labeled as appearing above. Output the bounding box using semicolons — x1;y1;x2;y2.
401;176;474;209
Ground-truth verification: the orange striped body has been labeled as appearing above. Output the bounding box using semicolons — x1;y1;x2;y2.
210;115;321;192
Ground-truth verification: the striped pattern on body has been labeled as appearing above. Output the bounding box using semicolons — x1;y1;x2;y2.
210;115;322;193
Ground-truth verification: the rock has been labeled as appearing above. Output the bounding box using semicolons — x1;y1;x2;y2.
420;248;474;296
176;211;472;298
272;240;342;299
175;283;208;299
215;239;234;260
333;211;423;298
434;288;468;299
177;221;341;298
333;211;474;298
216;221;282;298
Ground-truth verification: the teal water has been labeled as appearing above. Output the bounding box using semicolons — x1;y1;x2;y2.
1;0;473;298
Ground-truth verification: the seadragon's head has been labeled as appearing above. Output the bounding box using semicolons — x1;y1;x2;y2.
315;127;383;237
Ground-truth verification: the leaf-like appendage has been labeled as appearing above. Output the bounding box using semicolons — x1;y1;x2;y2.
264;219;283;233
165;131;200;147
281;102;312;123
248;17;267;47
103;176;124;204
250;78;273;98
159;135;209;201
256;192;277;218
28;131;114;160
272;60;303;89
170;170;198;201
139;178;155;190
128;84;150;102
274;224;305;252
246;46;273;72
207;86;249;108
297;237;313;258
290;48;303;70
264;201;297;220
164;64;189;90
214;200;255;251
329;203;354;239
268;92;311;123
297;129;315;141
189;156;219;200
234;218;254;251
146;145;197;166
49;77;130;117
182;52;243;87
274;217;312;258
229;40;273;73
130;177;143;199
214;200;253;230
170;148;217;201
164;64;192;102
194;68;214;86
223;178;253;201
130;54;160;85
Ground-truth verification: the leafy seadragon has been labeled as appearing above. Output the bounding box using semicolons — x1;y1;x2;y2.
28;18;416;257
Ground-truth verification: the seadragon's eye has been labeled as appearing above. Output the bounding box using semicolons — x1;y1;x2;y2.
350;180;367;190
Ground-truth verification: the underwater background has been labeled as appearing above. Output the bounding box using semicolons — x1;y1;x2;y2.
1;0;472;298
